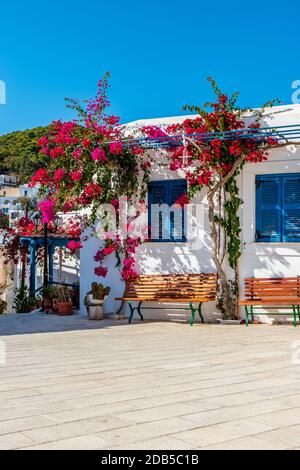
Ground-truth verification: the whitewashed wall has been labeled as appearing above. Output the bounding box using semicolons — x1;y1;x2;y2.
80;105;300;322
239;145;300;322
80;155;218;321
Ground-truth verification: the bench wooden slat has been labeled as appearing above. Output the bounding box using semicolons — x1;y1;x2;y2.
240;277;300;326
239;299;300;306
116;273;217;324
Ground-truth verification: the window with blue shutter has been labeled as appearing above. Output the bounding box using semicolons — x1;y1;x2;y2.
256;174;300;242
256;176;282;242
282;175;300;242
148;180;187;242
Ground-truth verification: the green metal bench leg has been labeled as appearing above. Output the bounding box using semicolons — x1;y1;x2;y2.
128;301;144;324
189;303;196;326
198;302;204;323
245;306;249;327
293;305;297;328
298;305;300;324
128;302;135;324
250;306;254;322
137;301;144;321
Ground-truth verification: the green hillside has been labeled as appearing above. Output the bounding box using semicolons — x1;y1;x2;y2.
0;126;50;183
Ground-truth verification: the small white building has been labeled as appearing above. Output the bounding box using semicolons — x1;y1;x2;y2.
0;174;17;187
80;104;300;322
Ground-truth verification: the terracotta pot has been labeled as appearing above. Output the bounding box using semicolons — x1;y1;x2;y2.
52;299;59;313
57;302;73;316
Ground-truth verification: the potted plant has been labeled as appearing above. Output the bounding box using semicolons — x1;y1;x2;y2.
84;282;111;320
0;299;7;315
56;285;73;316
40;286;54;313
48;286;60;313
13;286;37;313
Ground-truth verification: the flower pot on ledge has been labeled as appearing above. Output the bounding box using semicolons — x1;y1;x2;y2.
87;295;105;320
84;283;111;321
57;301;73;316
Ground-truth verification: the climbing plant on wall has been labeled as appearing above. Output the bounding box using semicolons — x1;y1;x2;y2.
158;78;279;319
29;73;151;282
26;75;279;319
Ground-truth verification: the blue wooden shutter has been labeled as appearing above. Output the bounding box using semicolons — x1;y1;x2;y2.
256;176;282;242
148;181;168;240
148;180;187;242
169;180;187;241
282;175;300;242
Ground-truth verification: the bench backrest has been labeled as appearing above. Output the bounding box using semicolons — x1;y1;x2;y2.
244;277;300;300
124;273;217;300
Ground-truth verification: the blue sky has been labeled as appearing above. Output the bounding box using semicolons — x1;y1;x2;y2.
0;0;299;135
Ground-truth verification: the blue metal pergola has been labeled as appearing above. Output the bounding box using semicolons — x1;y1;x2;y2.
20;236;76;294
123;124;300;150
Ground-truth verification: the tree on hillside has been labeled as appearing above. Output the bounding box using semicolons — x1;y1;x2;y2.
0;126;50;182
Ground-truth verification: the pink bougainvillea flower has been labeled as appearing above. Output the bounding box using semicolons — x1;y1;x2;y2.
67;240;81;252
53;168;66;183
111;199;120;210
267;137;277;146
30;168;51;187
94;250;104;263
37;136;49;147
109;141;123;155
175;193;190;207
121;256;138;281
95;266;108;278
219;94;228;105
104;115;120;126
38;200;56;224
79;183;102;205
85;183;102;197
82;139;91;149
62;200;75;212
50;147;65;159
92;147;107;162
71;170;82;181
132;147;144;155
103;245;115;256
143;126;168;139
41;146;50;155
73;148;82;160
169;160;182;171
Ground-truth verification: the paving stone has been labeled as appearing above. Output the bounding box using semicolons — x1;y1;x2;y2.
198;435;290;450
173;419;275;447
252;407;300;427
22;416;128;444
21;434;112;450
0;432;36;450
110;436;194;450
101;418;198;445
1;313;300;450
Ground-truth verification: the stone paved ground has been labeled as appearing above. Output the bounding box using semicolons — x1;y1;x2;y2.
1;312;300;450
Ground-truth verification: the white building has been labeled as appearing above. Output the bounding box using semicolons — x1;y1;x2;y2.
0;174;17;186
77;104;300;321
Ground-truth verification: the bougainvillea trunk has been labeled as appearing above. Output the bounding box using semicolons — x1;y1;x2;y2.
208;191;236;319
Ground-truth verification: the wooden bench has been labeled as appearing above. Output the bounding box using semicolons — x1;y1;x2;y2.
116;273;217;325
239;277;300;327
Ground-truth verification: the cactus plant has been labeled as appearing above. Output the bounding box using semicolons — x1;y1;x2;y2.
91;282;111;300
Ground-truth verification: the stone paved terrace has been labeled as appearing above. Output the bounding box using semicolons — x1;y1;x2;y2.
1;312;300;450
